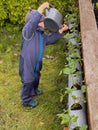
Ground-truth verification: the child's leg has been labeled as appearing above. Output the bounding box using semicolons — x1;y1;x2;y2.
34;75;40;91
33;74;43;95
31;61;42;95
30;76;40;96
21;82;34;104
20;82;38;107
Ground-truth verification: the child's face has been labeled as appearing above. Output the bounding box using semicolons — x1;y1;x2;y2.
38;21;45;29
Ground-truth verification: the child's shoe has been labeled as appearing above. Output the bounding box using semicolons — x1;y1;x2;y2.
22;100;38;107
35;89;43;95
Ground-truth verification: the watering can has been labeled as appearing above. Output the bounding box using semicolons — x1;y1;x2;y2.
44;4;63;32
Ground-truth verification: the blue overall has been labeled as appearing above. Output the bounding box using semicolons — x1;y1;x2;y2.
19;10;62;104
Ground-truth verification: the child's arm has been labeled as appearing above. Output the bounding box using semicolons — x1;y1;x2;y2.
45;24;69;45
22;2;49;40
44;32;63;45
22;11;42;40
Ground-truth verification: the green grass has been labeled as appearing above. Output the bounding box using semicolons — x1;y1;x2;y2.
0;29;67;130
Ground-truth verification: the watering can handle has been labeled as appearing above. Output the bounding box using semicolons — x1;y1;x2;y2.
45;4;54;16
49;4;54;8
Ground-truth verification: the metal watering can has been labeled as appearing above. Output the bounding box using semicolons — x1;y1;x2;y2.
44;4;63;32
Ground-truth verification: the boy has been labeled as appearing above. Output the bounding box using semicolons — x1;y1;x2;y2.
19;2;68;108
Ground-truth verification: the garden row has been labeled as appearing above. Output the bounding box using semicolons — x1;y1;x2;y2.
58;6;88;130
58;0;98;129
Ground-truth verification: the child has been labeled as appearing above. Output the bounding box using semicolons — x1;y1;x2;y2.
19;2;68;108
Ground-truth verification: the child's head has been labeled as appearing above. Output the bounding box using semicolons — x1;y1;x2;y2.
25;9;45;29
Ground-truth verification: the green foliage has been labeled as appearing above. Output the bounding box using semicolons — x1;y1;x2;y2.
47;0;76;15
60;9;81;76
57;113;70;125
0;0;77;28
58;6;88;130
59;87;77;102
57;109;88;129
81;85;87;93
65;87;77;95
79;125;88;130
63;63;77;75
0;0;38;28
96;2;98;9
57;110;79;126
0;1;7;26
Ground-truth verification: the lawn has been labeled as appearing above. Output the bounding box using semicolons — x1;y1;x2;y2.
0;28;67;130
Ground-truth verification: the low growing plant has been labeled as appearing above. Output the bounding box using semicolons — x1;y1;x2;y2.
58;7;88;130
57;109;78;127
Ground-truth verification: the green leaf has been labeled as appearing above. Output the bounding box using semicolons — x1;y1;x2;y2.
64;32;75;39
6;47;11;53
65;87;76;95
57;113;71;125
81;85;87;93
70;115;78;123
80;124;88;130
63;65;76;75
72;95;77;101
60;95;64;102
96;2;98;9
59;70;63;75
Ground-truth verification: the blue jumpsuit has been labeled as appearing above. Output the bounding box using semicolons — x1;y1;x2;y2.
19;10;62;104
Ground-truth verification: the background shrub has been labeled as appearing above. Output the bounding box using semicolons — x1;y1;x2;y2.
0;0;76;29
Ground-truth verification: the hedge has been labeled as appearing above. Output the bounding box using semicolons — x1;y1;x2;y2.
0;0;76;29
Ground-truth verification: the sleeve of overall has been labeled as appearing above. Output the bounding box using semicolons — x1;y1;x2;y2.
44;32;63;45
22;11;42;40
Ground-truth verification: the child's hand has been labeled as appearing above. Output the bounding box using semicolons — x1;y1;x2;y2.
38;2;50;14
59;24;69;34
